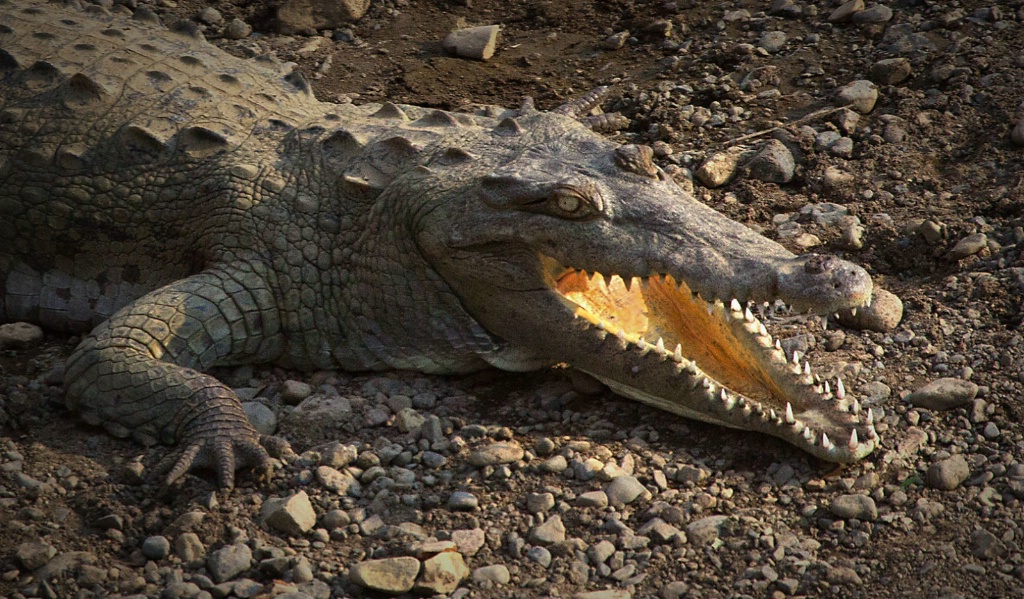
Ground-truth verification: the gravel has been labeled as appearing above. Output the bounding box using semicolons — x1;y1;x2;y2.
4;0;1024;597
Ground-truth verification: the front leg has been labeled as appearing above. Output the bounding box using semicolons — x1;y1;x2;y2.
64;264;287;488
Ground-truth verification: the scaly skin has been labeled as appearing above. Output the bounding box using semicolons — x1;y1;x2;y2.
0;0;876;488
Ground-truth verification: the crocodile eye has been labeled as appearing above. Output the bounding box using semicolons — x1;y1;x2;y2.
546;183;603;220
555;192;581;213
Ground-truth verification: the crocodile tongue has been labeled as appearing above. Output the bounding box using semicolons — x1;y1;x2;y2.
550;270;878;463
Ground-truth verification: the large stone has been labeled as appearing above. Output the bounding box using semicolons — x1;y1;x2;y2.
276;0;370;34
695;149;745;188
173;533;206;562
837;288;902;332
947;233;988;260
605;475;648;507
316;465;362;497
745;139;795;183
685;515;730;545
870;58;912;85
852;3;894;23
349;557;420;594
451;528;486;556
207;543;253;583
926;455;970;491
0;322;44;349
261;491;317;536
415;551;469;594
16;540;57;570
835;79;879;113
828;0;865;22
529;515;566;545
575;590;633;599
442;25;500;61
829;494;877;520
472;564;510;585
468;442;524;466
907;378;978;411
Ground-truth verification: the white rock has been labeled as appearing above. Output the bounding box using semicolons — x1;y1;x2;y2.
442;25;500;61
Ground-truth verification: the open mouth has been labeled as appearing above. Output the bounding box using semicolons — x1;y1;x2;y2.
547;261;879;462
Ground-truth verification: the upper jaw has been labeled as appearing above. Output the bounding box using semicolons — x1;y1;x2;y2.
634;251;873;317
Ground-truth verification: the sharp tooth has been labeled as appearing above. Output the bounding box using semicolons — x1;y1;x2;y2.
674;344;683;362
785;402;795;424
851;307;858;316
822;432;832;449
722;393;735;410
849;429;858;449
769;408;777;420
656;337;666;353
803;362;811;375
616;330;628;345
596;320;606;330
791;351;801;364
824;380;831;395
775;340;782;350
686;363;698;375
822;318;828;331
758;322;768;336
803;427;814;441
701;378;711;388
637;338;649;351
836;378;846;399
866;407;874;424
720;389;728;401
731;298;742;312
867;424;879;440
852;399;861;415
744;307;755;322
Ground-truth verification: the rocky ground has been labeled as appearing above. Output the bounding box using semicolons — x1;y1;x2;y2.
3;0;1024;597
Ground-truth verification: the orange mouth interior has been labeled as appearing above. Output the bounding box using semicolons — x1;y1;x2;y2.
555;270;789;406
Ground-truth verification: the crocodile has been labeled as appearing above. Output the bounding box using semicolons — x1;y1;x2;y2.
0;0;877;488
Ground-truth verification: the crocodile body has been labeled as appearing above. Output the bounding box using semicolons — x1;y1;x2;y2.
0;0;877;487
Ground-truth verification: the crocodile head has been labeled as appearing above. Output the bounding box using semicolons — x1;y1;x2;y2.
416;111;877;463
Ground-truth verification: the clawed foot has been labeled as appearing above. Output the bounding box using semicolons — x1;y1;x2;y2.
156;425;290;489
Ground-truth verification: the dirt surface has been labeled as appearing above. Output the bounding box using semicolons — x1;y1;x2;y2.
4;0;1024;598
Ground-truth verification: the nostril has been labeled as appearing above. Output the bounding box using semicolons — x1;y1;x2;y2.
803;254;838;275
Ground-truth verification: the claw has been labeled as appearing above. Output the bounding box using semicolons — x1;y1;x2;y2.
165;443;203;486
159;427;278;488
